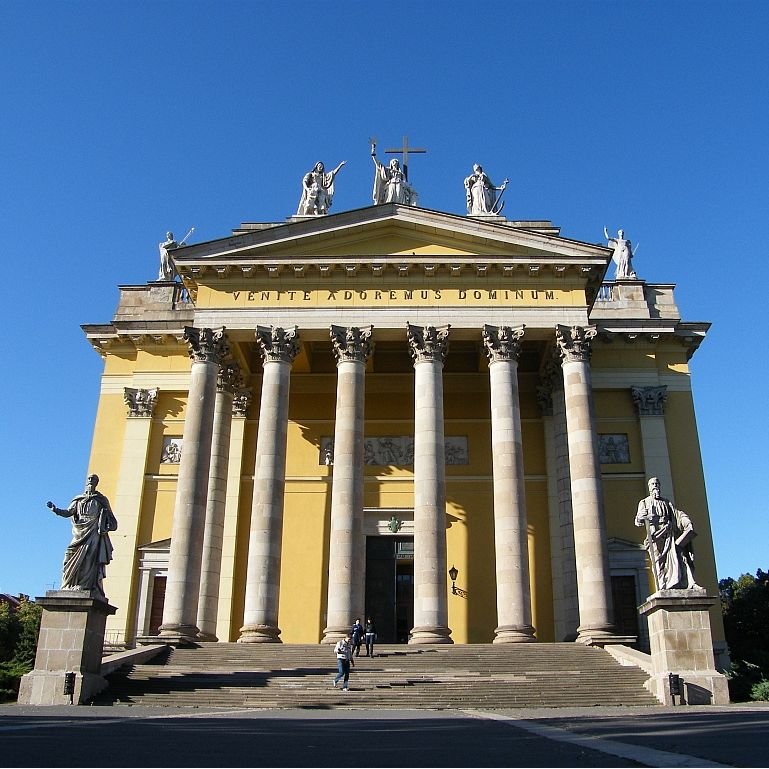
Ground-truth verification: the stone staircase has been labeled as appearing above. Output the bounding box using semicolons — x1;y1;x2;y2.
96;643;660;709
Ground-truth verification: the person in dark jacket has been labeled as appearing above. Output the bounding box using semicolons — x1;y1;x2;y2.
364;617;377;657
351;618;364;657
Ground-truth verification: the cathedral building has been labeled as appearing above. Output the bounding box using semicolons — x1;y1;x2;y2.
82;190;723;658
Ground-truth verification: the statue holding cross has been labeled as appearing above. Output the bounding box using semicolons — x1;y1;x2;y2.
370;136;424;207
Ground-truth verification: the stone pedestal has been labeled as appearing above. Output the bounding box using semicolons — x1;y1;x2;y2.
18;591;117;706
639;589;729;705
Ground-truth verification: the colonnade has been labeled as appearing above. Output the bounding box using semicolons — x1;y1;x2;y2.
157;321;619;645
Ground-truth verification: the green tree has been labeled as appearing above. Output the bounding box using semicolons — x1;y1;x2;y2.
0;603;20;662
0;598;42;702
720;568;769;701
12;599;42;668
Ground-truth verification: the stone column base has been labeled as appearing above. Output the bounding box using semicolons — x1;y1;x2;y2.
493;625;537;643
196;632;219;642
409;626;453;644
639;588;729;706
321;626;349;644
238;624;282;643
17;591;117;706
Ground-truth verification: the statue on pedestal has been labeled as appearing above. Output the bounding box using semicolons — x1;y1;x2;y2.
158;231;178;281
47;474;118;597
635;477;699;592
371;143;418;206
464;164;508;215
296;160;346;215
604;227;638;280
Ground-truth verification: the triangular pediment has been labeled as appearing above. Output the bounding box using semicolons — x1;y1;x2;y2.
172;204;610;269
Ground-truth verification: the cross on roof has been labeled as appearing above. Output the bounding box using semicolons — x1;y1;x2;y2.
384;135;427;181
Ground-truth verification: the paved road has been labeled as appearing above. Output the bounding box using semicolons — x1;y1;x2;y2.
1;704;767;767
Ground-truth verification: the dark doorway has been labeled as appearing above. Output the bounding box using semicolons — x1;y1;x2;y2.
365;536;414;643
148;575;167;636
611;574;640;645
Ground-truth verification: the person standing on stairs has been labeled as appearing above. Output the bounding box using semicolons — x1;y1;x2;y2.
351;617;364;657
364;617;377;657
333;635;354;691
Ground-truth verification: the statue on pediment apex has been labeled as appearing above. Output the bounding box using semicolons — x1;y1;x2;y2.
296;160;346;216
604;227;638;280
371;143;418;206
464;164;508;215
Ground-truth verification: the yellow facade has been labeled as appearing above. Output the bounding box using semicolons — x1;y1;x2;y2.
83;206;723;656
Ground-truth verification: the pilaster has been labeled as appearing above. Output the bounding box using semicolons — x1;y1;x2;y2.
632;385;674;501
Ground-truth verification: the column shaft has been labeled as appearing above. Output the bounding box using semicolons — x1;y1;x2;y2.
239;326;299;643
323;326;372;643
160;328;228;640
484;325;535;643
556;325;615;643
408;324;452;644
197;365;240;641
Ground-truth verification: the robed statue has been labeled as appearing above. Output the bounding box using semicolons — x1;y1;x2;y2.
604;227;638;280
635;477;699;592
296;160;346;215
47;474;118;597
371;143;418;206
464;164;508;215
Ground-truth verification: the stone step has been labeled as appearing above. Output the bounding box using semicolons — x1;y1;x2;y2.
97;642;659;709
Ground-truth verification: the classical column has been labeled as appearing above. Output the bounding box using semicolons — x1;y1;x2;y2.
555;324;615;643
407;323;452;644
483;324;536;643
197;361;243;641
631;385;674;499
322;325;373;644
239;326;299;643
216;387;252;641
537;356;579;641
110;387;157;643
160;327;229;641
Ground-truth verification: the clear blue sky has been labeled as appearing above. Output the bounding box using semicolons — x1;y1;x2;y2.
1;0;767;597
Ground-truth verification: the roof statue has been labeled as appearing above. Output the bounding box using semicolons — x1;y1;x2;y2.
371;140;419;206
157;228;194;281
604;227;638;280
464;164;509;215
296;160;346;216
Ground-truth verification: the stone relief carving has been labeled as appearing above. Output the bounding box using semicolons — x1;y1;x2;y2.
296;161;346;216
598;434;630;464
232;388;252;417
320;436;468;466
161;437;183;464
124;387;158;418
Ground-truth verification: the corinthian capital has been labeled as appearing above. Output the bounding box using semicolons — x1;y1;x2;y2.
256;325;300;364
124;387;158;417
406;323;450;364
217;361;243;394
631;385;668;416
232;388;253;417
330;325;374;364
482;323;525;364
555;324;597;363
184;326;229;365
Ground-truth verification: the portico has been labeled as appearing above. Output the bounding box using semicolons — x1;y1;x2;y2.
83;204;722;655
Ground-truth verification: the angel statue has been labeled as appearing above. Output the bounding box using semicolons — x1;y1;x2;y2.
604;227;638;280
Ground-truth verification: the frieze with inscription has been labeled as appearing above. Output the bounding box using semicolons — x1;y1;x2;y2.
320;436;468;466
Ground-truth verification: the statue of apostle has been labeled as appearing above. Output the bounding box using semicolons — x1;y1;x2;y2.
47;474;118;598
371;144;418;206
158;231;178;281
296;160;346;215
464;164;508;215
635;477;699;592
